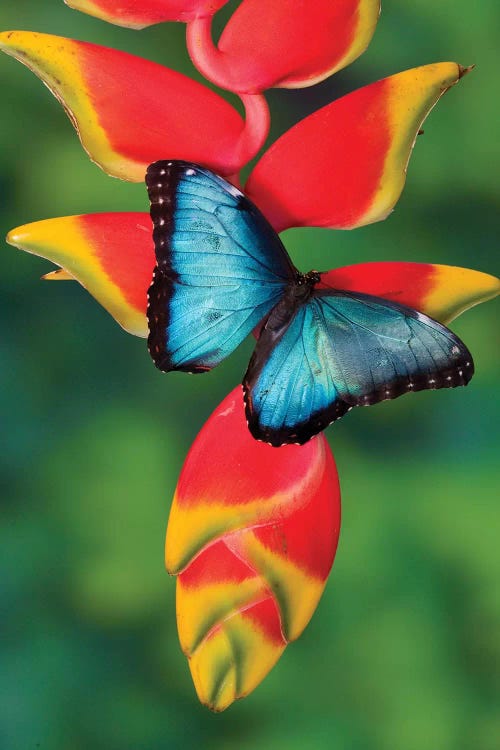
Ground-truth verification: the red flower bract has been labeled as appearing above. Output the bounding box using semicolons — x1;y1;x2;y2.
186;0;381;93
168;388;340;711
65;0;230;27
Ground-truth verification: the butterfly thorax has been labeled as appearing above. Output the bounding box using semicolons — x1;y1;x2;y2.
285;269;321;304
297;269;321;285
262;270;320;336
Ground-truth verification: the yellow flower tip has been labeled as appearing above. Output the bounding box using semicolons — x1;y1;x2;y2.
6;225;29;249
188;630;238;712
0;30;16;51
429;265;500;324
63;0;149;29
64;0;88;10
41;269;74;281
6;223;48;258
6;223;75;281
0;30;39;60
7;223;75;280
472;269;500;295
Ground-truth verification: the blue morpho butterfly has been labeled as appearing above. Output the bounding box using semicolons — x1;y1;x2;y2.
146;160;474;447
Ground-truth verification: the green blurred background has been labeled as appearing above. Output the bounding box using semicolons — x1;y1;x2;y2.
1;2;498;748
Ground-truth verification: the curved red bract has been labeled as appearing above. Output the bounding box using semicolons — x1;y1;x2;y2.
187;0;380;93
320;262;500;325
0;32;246;181
66;0;229;27
246;64;466;231
77;41;245;177
168;388;340;710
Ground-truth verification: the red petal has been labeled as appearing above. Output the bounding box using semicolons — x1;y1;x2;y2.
187;1;380;93
0;31;246;180
168;387;340;710
65;0;229;27
320;262;500;324
246;63;470;230
7;213;154;336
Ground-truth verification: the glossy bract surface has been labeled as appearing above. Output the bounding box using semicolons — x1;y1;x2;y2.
65;0;229;27
246;64;469;230
187;0;380;93
0;32;247;180
168;388;340;710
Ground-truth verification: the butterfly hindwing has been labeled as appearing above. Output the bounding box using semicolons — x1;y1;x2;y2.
244;290;474;445
146;161;295;373
244;299;351;445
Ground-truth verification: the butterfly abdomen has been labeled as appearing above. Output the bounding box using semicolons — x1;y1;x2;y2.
260;275;318;340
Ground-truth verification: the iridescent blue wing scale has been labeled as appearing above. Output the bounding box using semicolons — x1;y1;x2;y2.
244;290;474;446
146;161;295;373
244;299;351;445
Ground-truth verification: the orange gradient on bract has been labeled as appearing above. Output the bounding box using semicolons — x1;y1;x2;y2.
0;31;246;181
246;63;469;231
169;388;340;711
320;263;500;326
6;214;154;337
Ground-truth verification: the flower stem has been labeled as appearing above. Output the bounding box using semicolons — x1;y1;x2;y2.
233;92;270;169
186;16;229;91
186;17;270;178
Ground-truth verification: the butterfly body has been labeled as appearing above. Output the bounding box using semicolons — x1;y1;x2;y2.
146;160;474;446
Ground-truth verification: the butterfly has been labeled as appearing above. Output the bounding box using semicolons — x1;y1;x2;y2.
146;160;474;446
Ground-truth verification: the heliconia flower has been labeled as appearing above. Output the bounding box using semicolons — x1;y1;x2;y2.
166;387;340;711
3;3;497;713
186;0;381;93
7;214;500;335
0;28;469;230
65;0;230;28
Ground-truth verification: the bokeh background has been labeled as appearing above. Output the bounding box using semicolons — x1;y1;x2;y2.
1;2;498;748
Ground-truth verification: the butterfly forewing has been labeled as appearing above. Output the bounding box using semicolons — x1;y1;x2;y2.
315;291;474;404
146;160;295;373
244;289;474;445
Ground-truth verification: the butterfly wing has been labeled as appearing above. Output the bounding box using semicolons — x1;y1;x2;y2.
244;299;351;445
244;290;474;446
146;161;295;373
